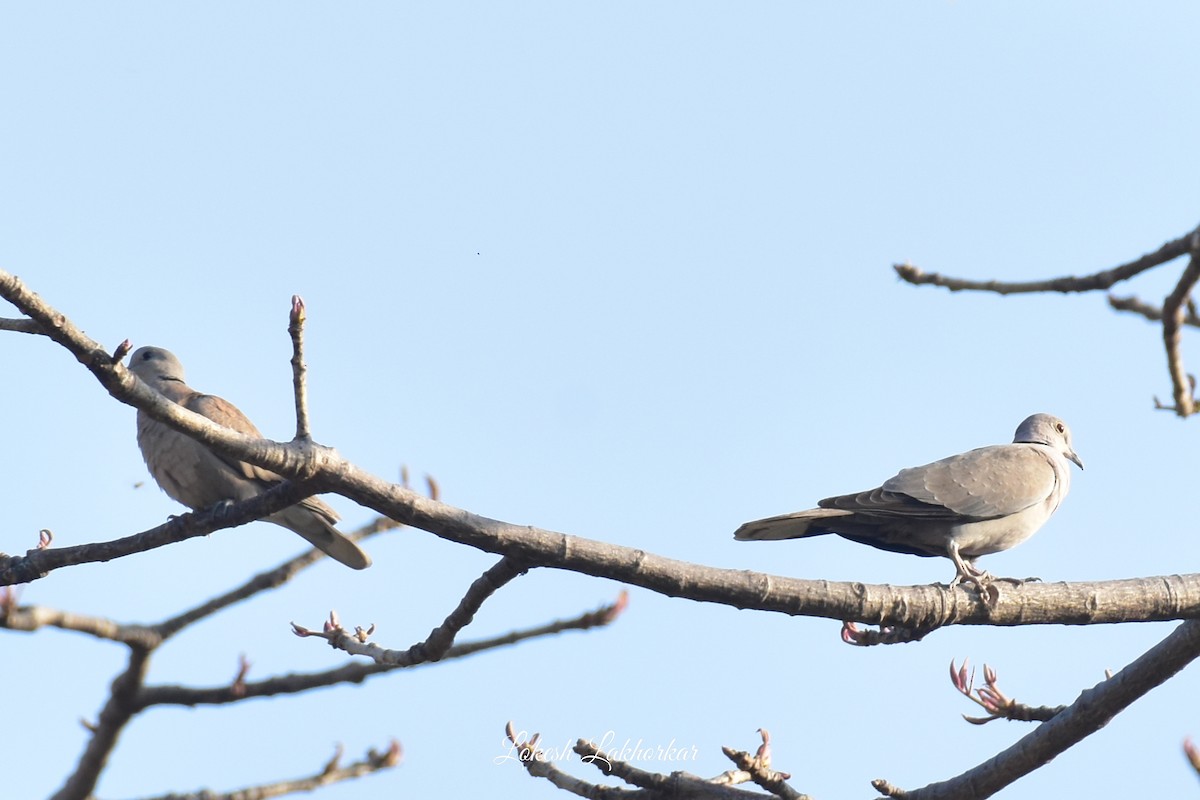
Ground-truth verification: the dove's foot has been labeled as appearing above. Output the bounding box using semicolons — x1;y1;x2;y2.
953;570;1003;605
950;570;993;589
206;499;238;524
945;554;1010;603
992;575;1039;586
947;557;991;589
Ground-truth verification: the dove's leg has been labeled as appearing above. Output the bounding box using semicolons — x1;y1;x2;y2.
946;541;991;588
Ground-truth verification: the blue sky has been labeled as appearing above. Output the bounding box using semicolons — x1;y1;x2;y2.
3;3;1199;798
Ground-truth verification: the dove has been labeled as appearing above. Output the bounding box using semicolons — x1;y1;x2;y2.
734;414;1082;585
128;346;371;569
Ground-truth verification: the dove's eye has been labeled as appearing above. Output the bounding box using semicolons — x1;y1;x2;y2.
1055;422;1065;434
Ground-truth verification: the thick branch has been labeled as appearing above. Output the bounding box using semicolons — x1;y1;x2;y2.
7;270;1200;630
885;618;1200;799
51;648;151;800
0;270;330;488
328;460;1200;628
1;605;161;648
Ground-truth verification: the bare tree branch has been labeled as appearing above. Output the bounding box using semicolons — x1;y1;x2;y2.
877;618;1200;799
114;740;401;800
21;532;617;797
0;479;325;585
0;316;43;333
287;294;312;442
5;270;1200;633
3;514;401;646
316;454;1200;628
293;556;530;664
7;267;1200;798
1;604;161;648
153;515;399;640
506;723;803;799
893;227;1200;418
51;649;152;800
1160;241;1200;416
0;270;332;493
949;659;1066;725
138;596;627;709
893;225;1197;294
1107;294;1200;327
719;730;807;800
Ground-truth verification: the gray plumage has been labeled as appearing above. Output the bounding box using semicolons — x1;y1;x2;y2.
734;414;1082;584
128;346;371;570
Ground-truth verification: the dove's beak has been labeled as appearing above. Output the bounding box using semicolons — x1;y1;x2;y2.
1067;449;1084;470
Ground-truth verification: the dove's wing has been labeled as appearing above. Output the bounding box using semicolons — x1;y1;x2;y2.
824;444;1059;520
183;392;287;485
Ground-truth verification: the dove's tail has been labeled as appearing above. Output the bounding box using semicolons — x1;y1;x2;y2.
288;519;373;570
268;498;373;570
734;508;854;541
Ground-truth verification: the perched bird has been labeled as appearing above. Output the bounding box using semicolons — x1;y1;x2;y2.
128;346;372;570
734;413;1082;585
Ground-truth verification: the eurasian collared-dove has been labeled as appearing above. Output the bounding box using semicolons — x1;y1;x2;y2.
734;413;1082;585
128;346;371;570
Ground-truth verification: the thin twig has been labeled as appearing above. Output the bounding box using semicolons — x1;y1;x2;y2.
1161;241;1200;417
12;513;402;800
123;740;401;800
154;515;399;641
411;557;529;662
719;730;808;799
139;597;629;709
288;294;312;441
948;659;1065;725
295;571;626;669
1107;294;1200;327
0;479;326;587
893;226;1196;294
505;723;789;799
0;605;161;648
0;316;43;333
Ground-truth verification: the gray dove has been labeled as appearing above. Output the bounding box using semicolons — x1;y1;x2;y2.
128;346;371;570
734;414;1082;585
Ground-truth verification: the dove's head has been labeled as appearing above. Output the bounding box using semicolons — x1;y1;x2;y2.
128;346;186;387
1014;413;1083;470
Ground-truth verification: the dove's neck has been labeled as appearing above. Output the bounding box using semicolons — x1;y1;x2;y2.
152;377;192;403
1015;436;1049;446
